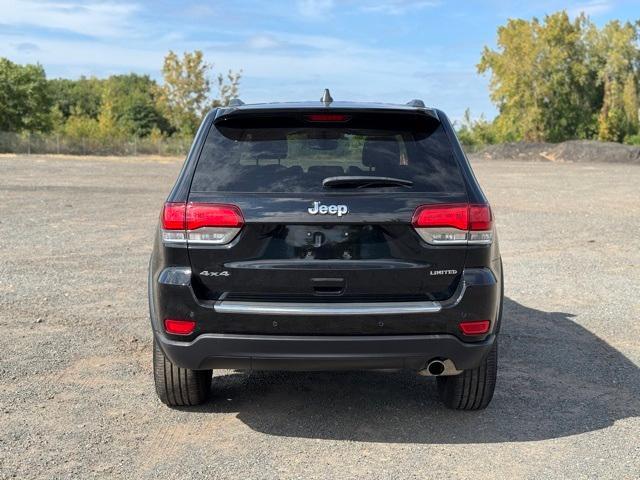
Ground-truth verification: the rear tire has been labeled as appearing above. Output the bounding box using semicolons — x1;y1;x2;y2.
153;338;212;407
436;341;498;410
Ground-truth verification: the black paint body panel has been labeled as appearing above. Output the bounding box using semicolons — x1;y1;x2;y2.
149;103;503;372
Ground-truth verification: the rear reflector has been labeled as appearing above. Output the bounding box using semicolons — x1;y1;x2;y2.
164;318;196;335
412;203;493;245
305;114;350;122
459;320;490;335
161;202;244;245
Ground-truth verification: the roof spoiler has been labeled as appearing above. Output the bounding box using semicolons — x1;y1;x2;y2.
213;95;439;121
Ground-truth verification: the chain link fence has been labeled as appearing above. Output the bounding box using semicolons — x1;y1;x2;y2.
0;130;489;158
0;131;190;156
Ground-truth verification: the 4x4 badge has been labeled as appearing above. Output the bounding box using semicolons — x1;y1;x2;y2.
200;270;230;277
308;201;348;217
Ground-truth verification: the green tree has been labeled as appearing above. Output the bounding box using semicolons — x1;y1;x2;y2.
622;73;639;135
159;50;211;136
49;73;172;137
63;114;99;140
536;13;600;141
593;21;640;141
212;70;242;108
158;50;242;136
97;93;125;139
478;18;538;141
103;74;170;136
0;57;52;132
456;109;497;146
478;12;598;142
48;76;104;120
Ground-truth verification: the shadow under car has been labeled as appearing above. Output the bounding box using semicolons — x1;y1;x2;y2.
184;297;640;444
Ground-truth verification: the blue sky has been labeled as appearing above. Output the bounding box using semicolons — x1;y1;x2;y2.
1;0;638;120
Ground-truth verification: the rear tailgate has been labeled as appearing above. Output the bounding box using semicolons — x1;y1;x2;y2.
187;192;467;302
184;108;470;323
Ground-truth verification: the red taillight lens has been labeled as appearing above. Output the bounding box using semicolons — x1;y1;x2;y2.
412;204;469;230
186;203;244;230
162;203;186;230
305;114;350;122
412;203;493;245
162;203;244;230
164;318;196;335
469;204;492;231
161;202;244;245
459;320;490;335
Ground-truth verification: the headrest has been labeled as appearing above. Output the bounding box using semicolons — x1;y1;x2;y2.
248;130;288;160
362;136;400;168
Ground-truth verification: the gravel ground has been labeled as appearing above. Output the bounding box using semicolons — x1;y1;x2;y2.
0;155;639;479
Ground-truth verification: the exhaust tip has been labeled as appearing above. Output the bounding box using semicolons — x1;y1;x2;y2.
418;359;462;377
427;360;446;376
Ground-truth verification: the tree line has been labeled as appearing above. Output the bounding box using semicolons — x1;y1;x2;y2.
0;50;241;143
458;12;640;146
2;11;639;149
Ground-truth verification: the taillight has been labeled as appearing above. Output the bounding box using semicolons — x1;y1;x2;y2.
412;204;469;230
459;320;490;335
412;203;493;245
469;204;492;230
162;203;186;230
161;202;244;245
186;203;243;229
164;318;196;335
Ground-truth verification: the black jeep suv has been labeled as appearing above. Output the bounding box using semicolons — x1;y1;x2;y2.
149;93;503;410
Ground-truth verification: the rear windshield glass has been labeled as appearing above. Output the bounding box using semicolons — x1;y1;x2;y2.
191;112;465;193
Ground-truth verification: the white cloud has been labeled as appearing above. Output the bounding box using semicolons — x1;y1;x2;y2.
0;28;452;101
568;0;613;17
0;0;139;38
246;34;282;50
360;0;440;15
295;0;439;18
297;0;335;18
0;6;491;117
258;31;355;51
0;34;162;72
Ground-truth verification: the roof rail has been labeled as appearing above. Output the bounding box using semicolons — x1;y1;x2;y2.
228;98;245;107
406;99;425;108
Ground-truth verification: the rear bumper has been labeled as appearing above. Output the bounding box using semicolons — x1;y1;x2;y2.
149;266;501;371
155;331;496;371
151;267;501;336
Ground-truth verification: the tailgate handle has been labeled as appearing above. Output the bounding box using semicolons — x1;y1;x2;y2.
311;277;345;296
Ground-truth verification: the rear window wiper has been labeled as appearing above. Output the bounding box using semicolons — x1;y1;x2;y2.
322;176;414;189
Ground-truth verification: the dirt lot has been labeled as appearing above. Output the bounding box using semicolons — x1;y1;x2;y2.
1;154;639;479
